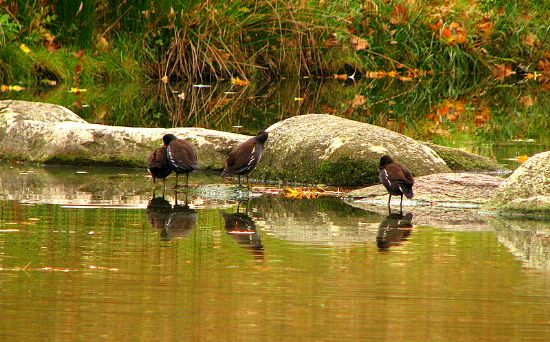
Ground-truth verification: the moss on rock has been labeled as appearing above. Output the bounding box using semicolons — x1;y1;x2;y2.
423;142;506;172
317;158;379;186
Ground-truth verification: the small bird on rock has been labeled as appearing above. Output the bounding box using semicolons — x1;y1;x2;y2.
379;155;414;212
164;134;199;188
221;131;268;190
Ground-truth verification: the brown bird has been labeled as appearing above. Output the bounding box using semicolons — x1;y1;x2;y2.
147;138;172;189
221;131;268;190
164;134;199;188
379;155;414;212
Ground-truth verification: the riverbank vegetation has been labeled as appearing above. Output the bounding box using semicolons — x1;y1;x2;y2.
0;0;549;157
1;0;549;85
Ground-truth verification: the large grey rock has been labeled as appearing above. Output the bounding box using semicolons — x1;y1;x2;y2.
256;114;450;186
485;151;550;217
0;100;247;168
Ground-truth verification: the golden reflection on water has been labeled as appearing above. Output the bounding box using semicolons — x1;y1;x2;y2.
1;165;550;341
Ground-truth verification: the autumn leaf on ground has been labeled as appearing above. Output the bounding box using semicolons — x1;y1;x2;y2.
539;59;550;84
476;16;494;37
440;22;467;45
69;87;87;94
75;65;83;75
20;44;31;54
524;32;538;48
474;106;491;125
429;19;443;31
389;4;408;25
74;50;85;59
494;64;514;80
96;36;109;52
519;95;535;107
350;35;370;51
230;77;250;86
351;94;366;108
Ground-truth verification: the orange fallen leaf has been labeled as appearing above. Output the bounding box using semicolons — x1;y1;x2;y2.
351;94;366;108
334;74;348;80
520;95;534;107
494;64;514;80
389;4;408;25
74;50;85;58
517;155;529;164
350;35;370;51
524;32;538;48
230;77;250;86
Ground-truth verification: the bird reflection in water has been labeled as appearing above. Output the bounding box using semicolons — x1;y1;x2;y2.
146;191;197;241
222;201;264;260
376;212;414;250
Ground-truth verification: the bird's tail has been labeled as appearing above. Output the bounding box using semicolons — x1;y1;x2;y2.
399;182;414;199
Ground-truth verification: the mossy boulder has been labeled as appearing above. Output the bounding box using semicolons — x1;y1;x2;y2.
255;114;450;186
485;151;550;218
0;100;248;169
423;142;507;172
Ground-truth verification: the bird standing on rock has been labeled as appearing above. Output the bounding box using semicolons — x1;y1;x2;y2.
221;131;268;190
164;133;199;188
379;155;414;212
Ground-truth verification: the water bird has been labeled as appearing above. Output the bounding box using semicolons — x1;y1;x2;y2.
164;134;199;188
379;155;414;212
221;131;268;190
147;140;172;189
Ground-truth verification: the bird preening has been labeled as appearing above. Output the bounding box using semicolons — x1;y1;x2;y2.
379;155;414;213
148;131;268;191
221;131;269;190
147;134;199;189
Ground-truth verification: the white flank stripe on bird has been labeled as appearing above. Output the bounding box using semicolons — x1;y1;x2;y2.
383;169;391;186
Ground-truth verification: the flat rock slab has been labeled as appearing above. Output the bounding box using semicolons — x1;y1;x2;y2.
0;100;248;169
346;172;504;207
345;173;505;231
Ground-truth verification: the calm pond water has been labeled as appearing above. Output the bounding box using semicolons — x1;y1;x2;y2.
1;164;550;341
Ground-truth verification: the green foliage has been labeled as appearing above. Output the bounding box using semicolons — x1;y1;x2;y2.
0;13;20;45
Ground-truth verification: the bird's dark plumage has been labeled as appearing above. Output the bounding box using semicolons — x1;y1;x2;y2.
164;134;199;188
147;145;172;188
221;131;268;189
379;155;414;212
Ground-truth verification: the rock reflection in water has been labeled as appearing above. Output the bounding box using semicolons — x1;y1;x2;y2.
146;191;197;240
377;212;414;250
222;201;264;260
